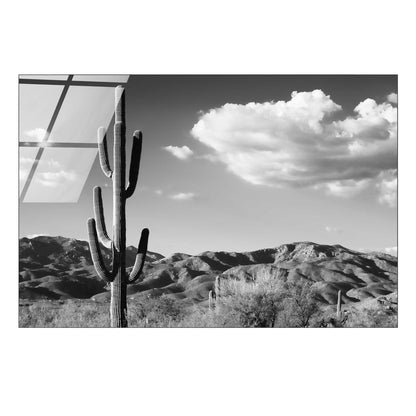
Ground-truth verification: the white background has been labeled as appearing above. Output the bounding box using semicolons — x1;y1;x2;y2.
1;1;414;415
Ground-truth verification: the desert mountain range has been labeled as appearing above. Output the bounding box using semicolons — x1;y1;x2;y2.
19;236;397;308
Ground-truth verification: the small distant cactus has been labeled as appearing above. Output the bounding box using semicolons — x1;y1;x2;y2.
336;290;342;319
208;290;213;310
214;275;221;302
87;85;149;328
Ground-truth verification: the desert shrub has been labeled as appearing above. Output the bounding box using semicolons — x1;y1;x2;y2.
217;275;286;327
220;292;283;327
128;294;185;327
215;276;321;328
344;307;397;328
176;305;240;328
275;281;321;328
18;278;323;328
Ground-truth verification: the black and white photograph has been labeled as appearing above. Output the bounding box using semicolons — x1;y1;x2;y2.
19;74;397;328
3;2;414;416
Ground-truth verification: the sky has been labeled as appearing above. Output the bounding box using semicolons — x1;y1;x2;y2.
19;75;398;257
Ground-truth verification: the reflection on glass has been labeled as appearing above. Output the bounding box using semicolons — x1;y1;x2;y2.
19;147;39;196
20;75;69;81
24;148;97;203
19;84;64;142
49;86;117;143
72;75;129;83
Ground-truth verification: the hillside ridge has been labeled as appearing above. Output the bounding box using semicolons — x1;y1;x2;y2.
19;236;397;306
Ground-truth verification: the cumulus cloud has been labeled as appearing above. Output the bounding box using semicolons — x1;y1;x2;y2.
163;145;194;160
191;90;397;206
387;92;398;104
324;226;343;233
24;158;78;188
155;189;163;196
377;169;397;207
20;157;63;181
20;156;78;188
383;246;397;256
35;170;78;187
317;178;372;198
26;233;49;238
24;128;47;141
169;192;196;201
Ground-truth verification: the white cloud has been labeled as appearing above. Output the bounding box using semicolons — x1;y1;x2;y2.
24;128;47;141
324;226;343;233
386;92;398;104
155;189;163;196
198;153;221;163
46;158;61;169
35;170;78;188
20;156;79;189
317;178;372;198
191;90;397;206
163;145;194;160
383;246;397;256
26;233;49;238
377;169;397;207
360;246;398;256
169;192;196;201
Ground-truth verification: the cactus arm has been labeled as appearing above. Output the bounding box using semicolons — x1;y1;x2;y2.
97;127;113;178
87;218;114;282
128;228;149;283
93;186;112;249
125;131;142;199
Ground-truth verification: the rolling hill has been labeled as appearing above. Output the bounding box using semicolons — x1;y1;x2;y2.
19;236;397;310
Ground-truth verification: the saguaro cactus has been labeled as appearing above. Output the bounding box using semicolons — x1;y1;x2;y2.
214;275;221;305
208;290;213;311
87;85;149;328
336;290;342;319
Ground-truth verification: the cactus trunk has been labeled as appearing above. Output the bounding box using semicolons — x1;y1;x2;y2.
110;89;127;327
87;85;149;328
111;272;127;327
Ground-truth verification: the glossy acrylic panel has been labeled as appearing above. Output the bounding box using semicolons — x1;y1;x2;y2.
19;147;39;196
19;84;64;142
24;148;97;203
49;86;117;143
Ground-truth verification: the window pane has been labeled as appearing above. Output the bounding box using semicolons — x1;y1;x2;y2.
49;86;117;143
24;148;97;203
19;84;64;142
19;147;39;196
20;75;69;80
72;75;129;83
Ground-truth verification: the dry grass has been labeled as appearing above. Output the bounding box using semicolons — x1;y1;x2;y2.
18;276;397;328
19;300;110;328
